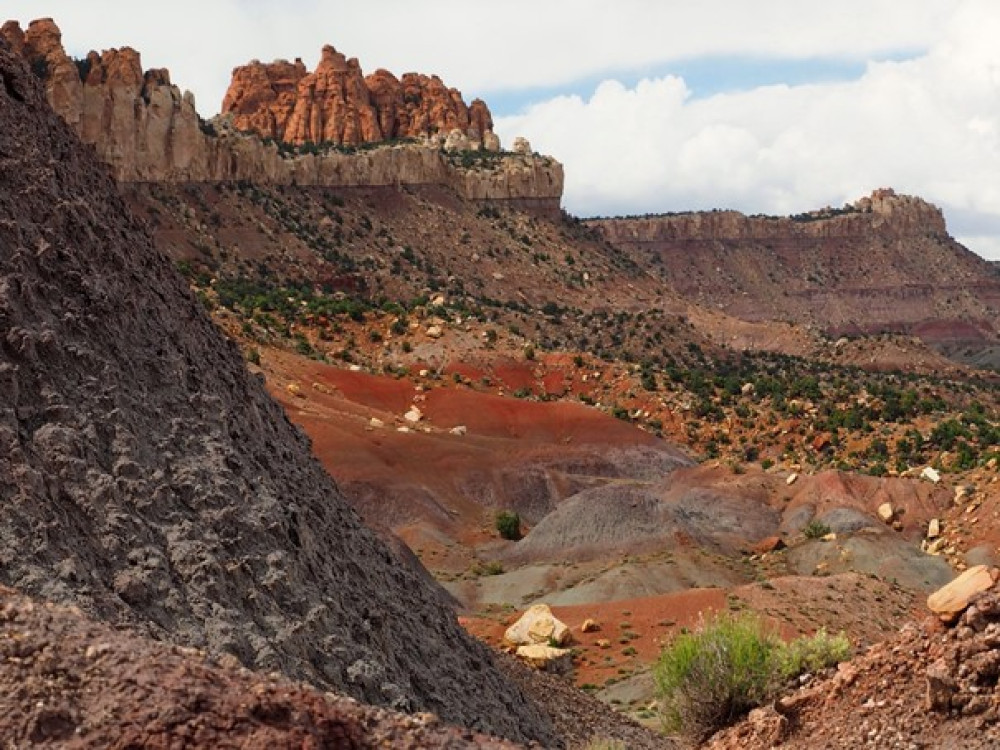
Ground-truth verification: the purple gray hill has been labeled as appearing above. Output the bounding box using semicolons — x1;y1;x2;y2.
0;41;556;746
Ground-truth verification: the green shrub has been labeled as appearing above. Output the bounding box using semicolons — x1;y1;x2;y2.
495;510;522;541
654;613;851;741
803;520;831;539
777;628;851;679
654;613;779;741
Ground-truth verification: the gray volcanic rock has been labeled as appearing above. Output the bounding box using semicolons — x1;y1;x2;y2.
0;41;556;745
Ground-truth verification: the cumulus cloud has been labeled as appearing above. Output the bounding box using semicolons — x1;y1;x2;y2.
5;0;954;112
495;0;1000;258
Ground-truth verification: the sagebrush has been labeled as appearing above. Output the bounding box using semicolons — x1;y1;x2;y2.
654;613;850;741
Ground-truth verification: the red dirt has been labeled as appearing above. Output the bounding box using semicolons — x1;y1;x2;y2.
463;589;729;690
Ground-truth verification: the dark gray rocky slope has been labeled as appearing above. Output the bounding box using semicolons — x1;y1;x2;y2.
0;42;556;745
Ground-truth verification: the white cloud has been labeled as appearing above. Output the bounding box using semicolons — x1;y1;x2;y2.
496;0;1000;259
4;0;955;112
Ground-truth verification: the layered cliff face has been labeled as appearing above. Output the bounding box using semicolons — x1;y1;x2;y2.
0;33;558;745
590;189;1000;352
222;45;495;148
1;19;561;215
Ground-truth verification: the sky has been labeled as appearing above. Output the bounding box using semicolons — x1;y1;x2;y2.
6;1;1000;260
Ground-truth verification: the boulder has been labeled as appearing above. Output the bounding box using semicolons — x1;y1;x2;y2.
927;565;999;623
927;518;941;539
753;536;786;554
514;644;573;675
504;604;571;647
877;503;894;523
403;407;422;423
786;473;799;486
580;618;601;633
921;466;941;484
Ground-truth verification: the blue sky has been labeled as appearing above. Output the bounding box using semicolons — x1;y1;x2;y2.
6;0;1000;260
487;56;891;116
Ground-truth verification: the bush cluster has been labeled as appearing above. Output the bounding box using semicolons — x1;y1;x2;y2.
654;613;850;741
495;510;522;541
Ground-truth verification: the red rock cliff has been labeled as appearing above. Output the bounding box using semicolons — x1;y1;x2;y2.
1;19;561;214
222;45;495;148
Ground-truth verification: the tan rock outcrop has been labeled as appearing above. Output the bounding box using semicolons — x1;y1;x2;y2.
503;604;571;647
4;19;563;215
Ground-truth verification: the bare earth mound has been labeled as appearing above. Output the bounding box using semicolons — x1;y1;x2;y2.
0;39;554;745
0;587;522;749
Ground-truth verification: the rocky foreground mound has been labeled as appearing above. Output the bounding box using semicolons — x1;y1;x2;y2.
0;586;523;749
0;36;555;745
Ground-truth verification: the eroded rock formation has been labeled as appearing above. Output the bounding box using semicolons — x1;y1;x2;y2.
222;46;495;148
1;19;562;215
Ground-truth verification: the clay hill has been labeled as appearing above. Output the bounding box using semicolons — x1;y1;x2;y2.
222;44;494;148
589;190;1000;366
0;35;557;746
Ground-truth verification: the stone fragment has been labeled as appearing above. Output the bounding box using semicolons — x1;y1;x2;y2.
426;325;443;339
786;473;799;486
449;425;467;436
925;658;956;711
403;407;422;423
514;644;573;674
921;466;941;484
927;565;999;623
580;619;601;633
754;536;786;554
927;518;941;539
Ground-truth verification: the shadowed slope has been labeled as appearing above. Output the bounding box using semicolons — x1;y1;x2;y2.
0;41;555;745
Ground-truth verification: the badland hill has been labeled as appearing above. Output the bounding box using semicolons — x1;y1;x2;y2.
0;33;557;746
